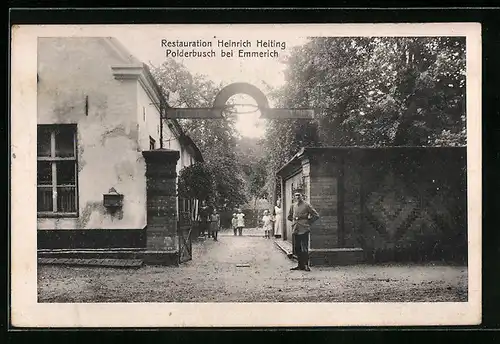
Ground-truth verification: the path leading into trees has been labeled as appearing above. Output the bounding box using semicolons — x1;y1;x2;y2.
38;228;467;303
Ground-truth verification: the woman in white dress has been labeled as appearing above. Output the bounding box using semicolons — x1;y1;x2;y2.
273;198;283;238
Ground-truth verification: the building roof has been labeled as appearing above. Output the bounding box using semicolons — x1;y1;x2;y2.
276;145;466;177
179;134;204;163
101;37;143;65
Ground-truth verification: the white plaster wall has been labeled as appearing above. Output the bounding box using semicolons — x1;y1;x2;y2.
137;85;197;170
137;84;162;150
37;37;147;230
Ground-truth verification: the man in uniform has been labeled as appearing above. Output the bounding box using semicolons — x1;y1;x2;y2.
287;189;320;271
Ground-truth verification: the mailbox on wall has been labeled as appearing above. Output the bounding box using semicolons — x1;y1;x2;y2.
103;187;124;209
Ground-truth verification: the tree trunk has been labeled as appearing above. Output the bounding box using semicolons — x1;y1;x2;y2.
393;101;418;146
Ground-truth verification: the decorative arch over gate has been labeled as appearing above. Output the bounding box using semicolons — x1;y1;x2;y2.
212;82;270;110
164;82;314;120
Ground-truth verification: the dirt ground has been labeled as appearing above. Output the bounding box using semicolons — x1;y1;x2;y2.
37;228;468;303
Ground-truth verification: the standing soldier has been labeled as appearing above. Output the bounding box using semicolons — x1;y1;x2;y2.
287;189;320;272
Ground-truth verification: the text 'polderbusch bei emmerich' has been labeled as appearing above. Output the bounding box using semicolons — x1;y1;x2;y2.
161;39;287;58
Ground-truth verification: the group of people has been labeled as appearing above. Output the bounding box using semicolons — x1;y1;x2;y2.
197;201;277;239
196;189;320;272
261;192;319;272
197;201;221;241
231;209;246;236
197;203;247;241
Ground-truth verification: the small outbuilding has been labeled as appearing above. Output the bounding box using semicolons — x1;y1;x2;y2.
276;146;467;266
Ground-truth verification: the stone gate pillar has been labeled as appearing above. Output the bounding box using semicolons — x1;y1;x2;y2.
142;149;180;265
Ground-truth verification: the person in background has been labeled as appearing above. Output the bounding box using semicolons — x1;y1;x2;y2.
231;213;238;236
287;189;320;272
273;198;283;238
206;204;214;239
236;209;245;236
197;200;210;238
210;208;220;241
261;210;273;239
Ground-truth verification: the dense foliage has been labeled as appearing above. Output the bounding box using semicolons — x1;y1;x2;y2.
235;137;268;203
177;162;213;201
262;36;466;198
150;59;248;209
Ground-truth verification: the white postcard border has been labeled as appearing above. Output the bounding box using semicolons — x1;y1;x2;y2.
10;23;482;327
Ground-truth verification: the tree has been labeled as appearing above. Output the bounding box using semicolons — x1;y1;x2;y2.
262;36;466;196
177;162;213;201
149;59;248;210
248;157;267;197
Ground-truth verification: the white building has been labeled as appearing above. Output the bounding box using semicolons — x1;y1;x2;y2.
37;37;202;258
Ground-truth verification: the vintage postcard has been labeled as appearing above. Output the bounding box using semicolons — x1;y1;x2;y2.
10;23;481;327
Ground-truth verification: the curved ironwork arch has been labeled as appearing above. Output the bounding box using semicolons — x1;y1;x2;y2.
213;82;270;110
165;82;314;120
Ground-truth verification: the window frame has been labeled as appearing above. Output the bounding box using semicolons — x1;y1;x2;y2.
37;124;79;218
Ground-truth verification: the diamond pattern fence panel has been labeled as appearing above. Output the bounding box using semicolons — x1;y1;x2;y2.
358;149;467;264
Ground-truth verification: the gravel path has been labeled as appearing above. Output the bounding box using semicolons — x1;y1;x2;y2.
37;228;468;303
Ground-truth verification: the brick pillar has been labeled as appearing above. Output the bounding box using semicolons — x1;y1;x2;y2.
142;149;180;265
308;156;339;249
308;151;364;266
